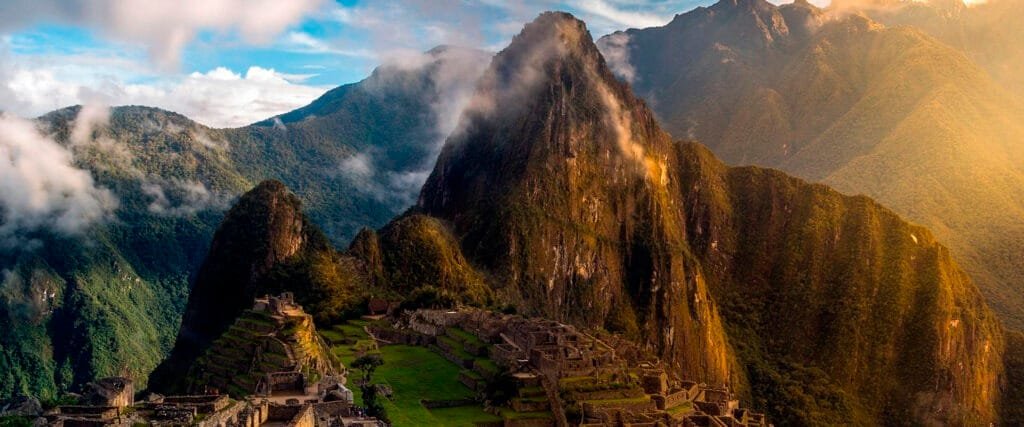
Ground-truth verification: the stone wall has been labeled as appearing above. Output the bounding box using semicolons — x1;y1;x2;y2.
568;387;645;401
195;400;245;427
503;417;555;427
582;398;657;414
289;405;314;427
458;371;485;392
511;399;550;412
263;403;314;426
268;372;304;392
663;390;691;410
312;400;352;418
162;395;231;413
368;326;433;346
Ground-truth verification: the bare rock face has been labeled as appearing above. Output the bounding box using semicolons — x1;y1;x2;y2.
419;11;738;387
414;11;1003;425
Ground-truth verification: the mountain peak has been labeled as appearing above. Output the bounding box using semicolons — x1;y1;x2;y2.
419;10;672;215
415;9;734;386
496;11;603;75
711;0;778;12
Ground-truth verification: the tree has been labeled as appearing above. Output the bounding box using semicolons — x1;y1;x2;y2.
351;354;388;422
351;354;384;386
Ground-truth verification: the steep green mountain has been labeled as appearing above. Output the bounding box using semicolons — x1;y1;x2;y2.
600;0;1024;328
0;46;489;400
1;106;249;399
148;180;359;394
348;214;491;306
403;12;1002;425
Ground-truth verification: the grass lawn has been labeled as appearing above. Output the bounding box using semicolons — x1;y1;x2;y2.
327;321;378;364
473;358;499;376
428;405;502;425
437;335;474;360
447;327;485;346
328;321;498;427
499;408;553;420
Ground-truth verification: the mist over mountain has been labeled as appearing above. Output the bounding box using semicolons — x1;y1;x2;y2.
0;46;488;400
600;0;1024;329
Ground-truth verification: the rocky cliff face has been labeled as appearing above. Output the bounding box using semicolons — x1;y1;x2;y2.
412;12;1003;425
419;12;735;387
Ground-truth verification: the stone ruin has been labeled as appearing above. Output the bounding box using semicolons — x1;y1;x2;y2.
40;379;381;427
252;292;299;316
81;377;134;409
382;308;770;427
187;293;341;402
34;294;382;426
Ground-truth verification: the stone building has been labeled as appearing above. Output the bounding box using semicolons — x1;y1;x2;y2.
81;377;134;409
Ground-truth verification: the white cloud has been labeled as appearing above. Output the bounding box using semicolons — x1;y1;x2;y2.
283;31;374;58
70;103;111;145
0;0;328;68
142;179;230;217
340;153;374;179
142;66;329;127
320;1;680;69
570;0;672;29
0;113;117;246
337;46;490;204
0;45;329;127
596;32;636;83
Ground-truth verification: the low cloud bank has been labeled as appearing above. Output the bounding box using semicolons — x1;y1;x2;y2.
0;113;117;247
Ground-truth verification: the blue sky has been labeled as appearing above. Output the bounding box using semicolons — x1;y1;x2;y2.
0;0;719;127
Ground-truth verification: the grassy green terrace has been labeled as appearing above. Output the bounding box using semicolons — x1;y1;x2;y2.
324;321;500;426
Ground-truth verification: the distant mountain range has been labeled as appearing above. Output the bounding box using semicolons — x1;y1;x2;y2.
601;0;1024;329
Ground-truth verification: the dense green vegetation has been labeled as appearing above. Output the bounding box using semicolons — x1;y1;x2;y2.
5;8;1019;427
1;106;243;399
349;214;492;309
148;181;366;393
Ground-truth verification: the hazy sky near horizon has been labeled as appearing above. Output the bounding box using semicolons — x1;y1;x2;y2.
0;0;737;127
